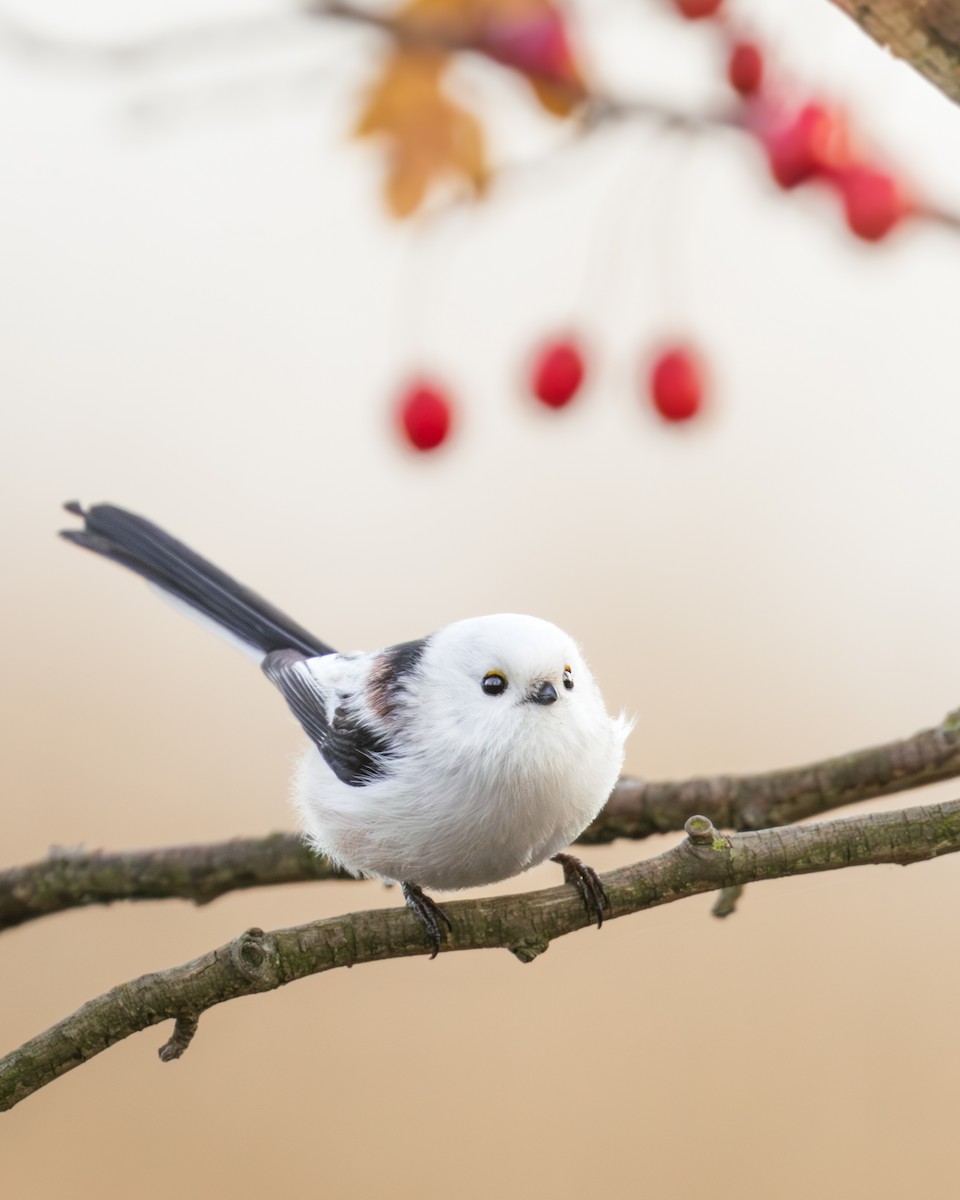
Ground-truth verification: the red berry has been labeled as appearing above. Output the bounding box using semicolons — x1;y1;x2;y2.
531;338;586;408
648;346;705;422
397;381;453;451
673;0;725;18
728;41;763;96
483;12;576;83
837;165;906;242
764;103;846;189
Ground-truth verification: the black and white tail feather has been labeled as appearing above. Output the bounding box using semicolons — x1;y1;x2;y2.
61;501;332;661
60;502;392;788
60;502;630;957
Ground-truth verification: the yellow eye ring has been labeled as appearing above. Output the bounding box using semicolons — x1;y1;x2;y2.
482;670;508;697
562;666;574;691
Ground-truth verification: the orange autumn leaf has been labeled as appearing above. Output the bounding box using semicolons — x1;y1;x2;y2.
354;48;487;217
353;1;586;216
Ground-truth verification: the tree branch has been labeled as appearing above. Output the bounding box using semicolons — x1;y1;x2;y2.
5;707;960;932
3;797;959;1111
593;706;960;840
826;1;960;109
0;834;351;931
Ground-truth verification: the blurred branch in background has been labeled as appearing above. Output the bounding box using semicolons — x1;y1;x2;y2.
4;0;957;109
2;1;959;237
3;799;959;1112
0;7;315;69
5;704;960;931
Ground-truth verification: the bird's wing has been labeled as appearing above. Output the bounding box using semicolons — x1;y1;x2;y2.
261;649;331;748
261;649;393;787
322;707;395;787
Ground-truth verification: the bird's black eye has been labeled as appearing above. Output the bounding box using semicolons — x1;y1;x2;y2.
482;671;508;696
562;666;574;691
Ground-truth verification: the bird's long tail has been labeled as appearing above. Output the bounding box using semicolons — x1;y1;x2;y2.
60;502;334;660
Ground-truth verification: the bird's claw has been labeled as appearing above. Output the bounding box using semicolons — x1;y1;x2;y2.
401;881;452;959
551;853;610;929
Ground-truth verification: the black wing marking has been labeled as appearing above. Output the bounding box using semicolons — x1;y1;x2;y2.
324;707;394;786
262;649;392;787
60;502;333;659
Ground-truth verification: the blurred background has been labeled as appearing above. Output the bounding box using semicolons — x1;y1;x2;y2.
4;1;960;1196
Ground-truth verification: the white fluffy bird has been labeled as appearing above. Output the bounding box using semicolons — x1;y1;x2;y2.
61;503;630;955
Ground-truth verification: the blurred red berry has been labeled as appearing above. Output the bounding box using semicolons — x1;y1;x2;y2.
837;165;907;242
673;0;725;18
483;12;576;82
397;382;453;451
648;346;705;422
531;338;586;408
728;41;763;96
764;103;847;189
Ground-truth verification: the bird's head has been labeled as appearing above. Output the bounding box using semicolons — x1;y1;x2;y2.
412;614;628;780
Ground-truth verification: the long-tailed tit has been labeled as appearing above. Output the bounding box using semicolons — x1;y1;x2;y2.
60;503;631;956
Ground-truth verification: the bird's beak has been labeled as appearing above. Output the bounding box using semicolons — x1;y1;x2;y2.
529;679;559;706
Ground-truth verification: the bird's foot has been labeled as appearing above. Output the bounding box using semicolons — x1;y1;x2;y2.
401;881;452;959
551;853;610;929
